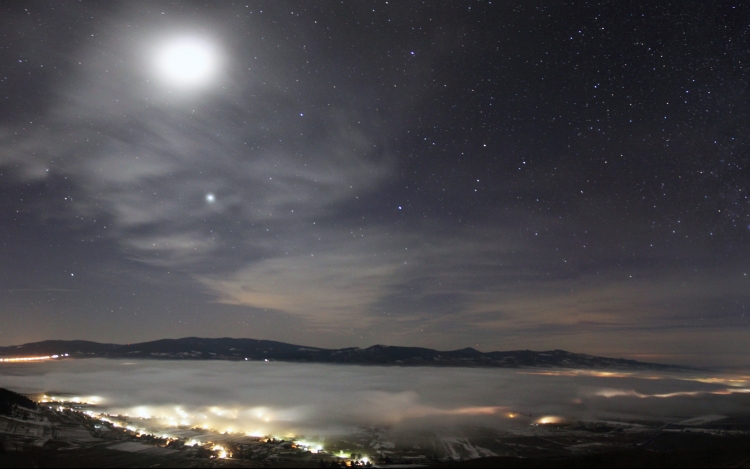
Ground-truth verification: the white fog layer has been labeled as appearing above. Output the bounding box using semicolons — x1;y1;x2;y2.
2;360;749;437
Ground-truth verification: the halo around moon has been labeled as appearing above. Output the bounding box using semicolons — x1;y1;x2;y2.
154;37;218;88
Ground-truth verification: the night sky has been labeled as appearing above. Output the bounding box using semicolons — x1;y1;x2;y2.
1;1;748;366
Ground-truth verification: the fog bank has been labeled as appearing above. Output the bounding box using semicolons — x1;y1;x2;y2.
2;360;749;436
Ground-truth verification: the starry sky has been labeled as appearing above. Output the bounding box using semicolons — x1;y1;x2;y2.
1;1;748;366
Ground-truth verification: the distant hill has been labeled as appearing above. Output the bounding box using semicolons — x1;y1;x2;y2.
0;337;681;370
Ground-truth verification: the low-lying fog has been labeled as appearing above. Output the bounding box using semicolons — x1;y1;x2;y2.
2;360;749;437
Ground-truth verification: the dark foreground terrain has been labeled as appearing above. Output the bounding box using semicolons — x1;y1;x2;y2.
1;388;749;468
2;428;750;468
0;337;681;370
444;436;750;468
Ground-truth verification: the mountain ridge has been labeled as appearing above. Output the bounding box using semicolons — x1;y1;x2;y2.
0;337;683;370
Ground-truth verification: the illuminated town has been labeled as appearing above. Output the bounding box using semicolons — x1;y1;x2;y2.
4;389;749;467
0;354;68;363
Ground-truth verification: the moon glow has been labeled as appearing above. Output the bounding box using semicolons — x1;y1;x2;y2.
155;37;217;87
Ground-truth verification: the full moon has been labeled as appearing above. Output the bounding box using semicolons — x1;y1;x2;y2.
154;37;218;87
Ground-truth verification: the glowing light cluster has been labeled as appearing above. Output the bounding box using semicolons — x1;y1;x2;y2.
297;440;324;453
1;353;68;362
72;402;289;440
681;375;750;387
522;369;750;389
596;387;750;398
522;370;637;378
535;416;564;425
212;445;228;459
40;394;102;405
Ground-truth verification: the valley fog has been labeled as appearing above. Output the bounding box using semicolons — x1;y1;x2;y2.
2;359;749;437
